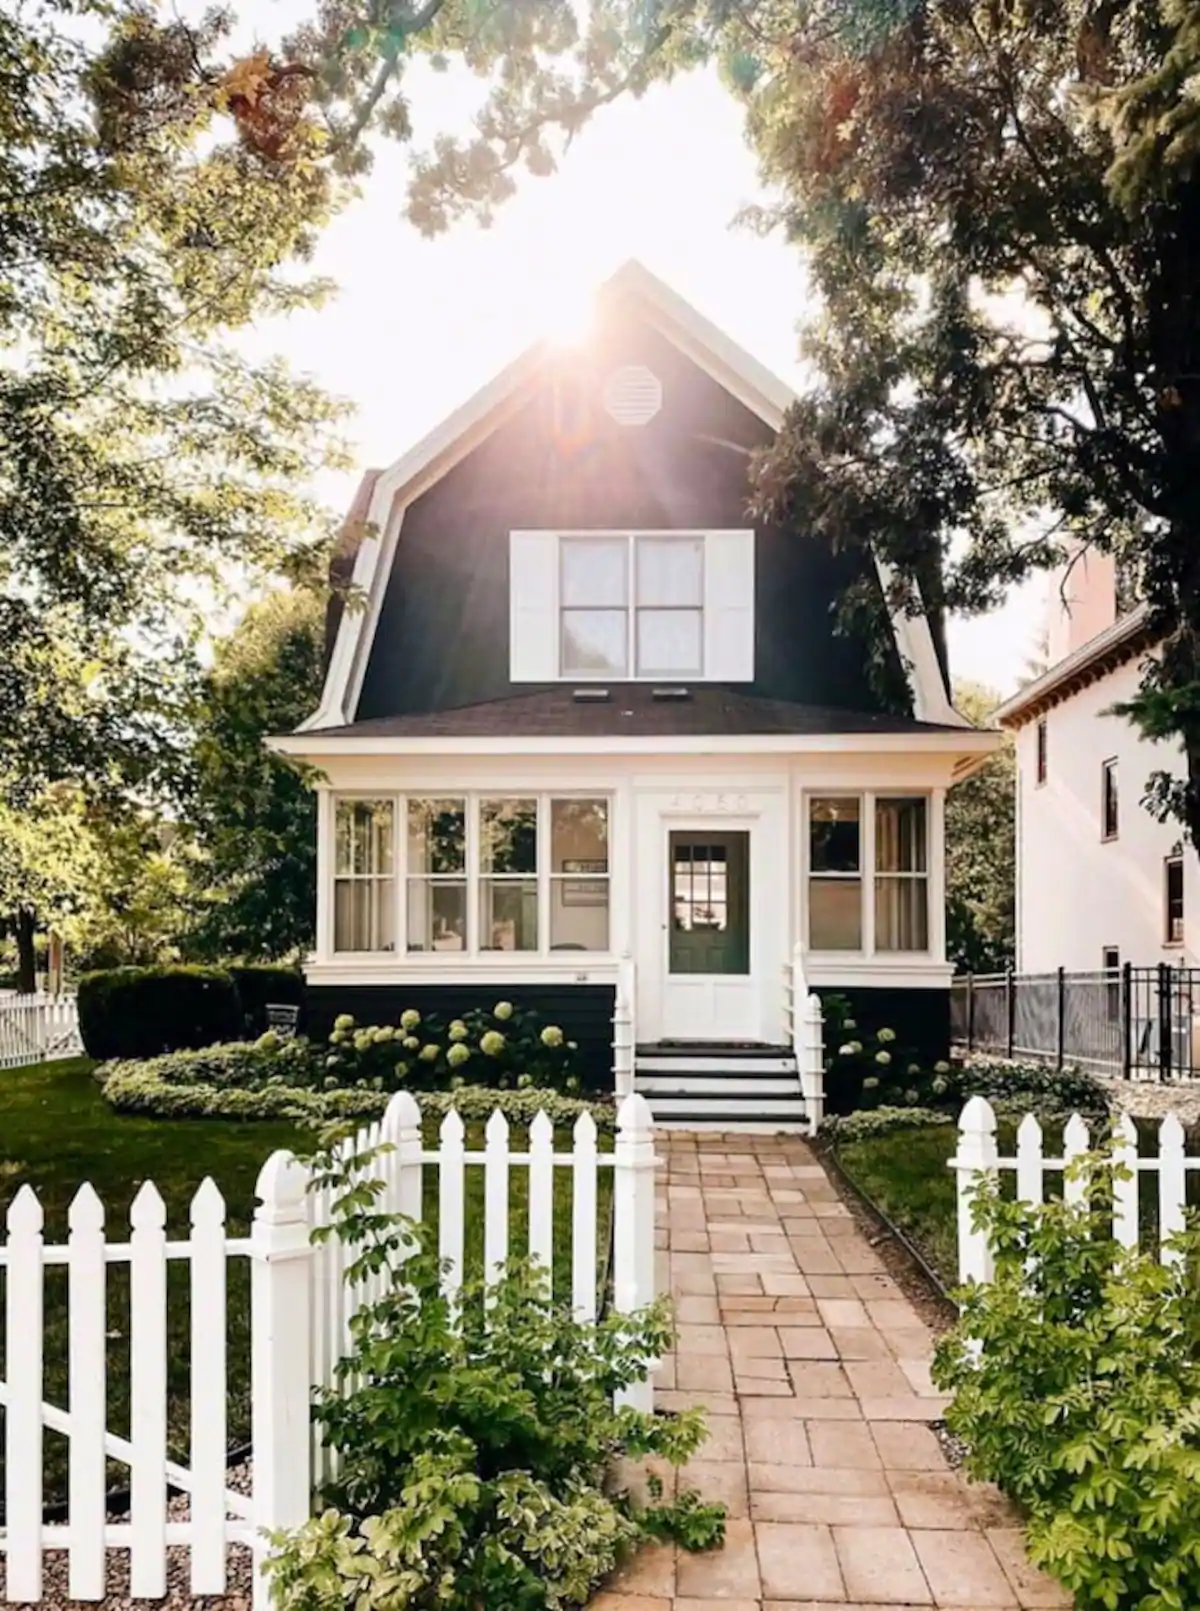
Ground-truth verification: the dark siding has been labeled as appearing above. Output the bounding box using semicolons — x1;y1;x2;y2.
815;986;951;1115
305;982;616;1094
356;313;905;721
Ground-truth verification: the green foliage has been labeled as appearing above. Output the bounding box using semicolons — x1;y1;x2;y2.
946;684;1015;975
265;1136;724;1611
99;1040;614;1128
822;995;938;1114
78;965;242;1060
933;1157;1200;1611
327;1002;582;1096
227;964;307;1036
956;1058;1110;1123
820;1106;955;1142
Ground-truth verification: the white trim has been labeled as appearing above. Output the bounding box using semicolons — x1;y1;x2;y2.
803;958;955;990
305;959;620;988
308;259;961;732
273;729;997;760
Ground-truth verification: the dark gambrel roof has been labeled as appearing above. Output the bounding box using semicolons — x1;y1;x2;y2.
305;684;967;740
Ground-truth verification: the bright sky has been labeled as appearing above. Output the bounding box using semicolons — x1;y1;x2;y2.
247;59;1043;699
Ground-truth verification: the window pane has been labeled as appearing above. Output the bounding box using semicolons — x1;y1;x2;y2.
562;609;627;674
407;799;465;874
480;878;538;951
334;878;395;951
480;798;537;874
810;798;860;874
636;608;702;675
550;878;609;950
406;879;466;951
561;539;627;606
809;879;862;950
875;876;928;951
335;799;394;876
551;798;608;872
876;797;927;873
637;537;702;606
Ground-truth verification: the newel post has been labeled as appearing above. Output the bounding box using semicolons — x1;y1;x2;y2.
613;1092;658;1411
800;991;825;1131
252;1150;313;1607
612;955;635;1098
951;1097;998;1289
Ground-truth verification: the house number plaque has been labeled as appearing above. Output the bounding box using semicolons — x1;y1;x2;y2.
667;792;749;814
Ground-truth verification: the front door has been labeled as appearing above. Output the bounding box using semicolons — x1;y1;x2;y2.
662;830;756;1040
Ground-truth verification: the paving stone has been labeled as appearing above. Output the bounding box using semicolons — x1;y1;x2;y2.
728;1325;783;1357
675;1518;761;1600
833;1525;932;1604
756;1521;844;1601
786;1361;853;1397
807;1419;882;1470
675;1323;731;1356
588;1595;671;1610
859;1395;951;1422
866;1300;920;1330
604;1542;676;1598
897;1357;940;1396
673;1270;718;1295
679;1460;749;1518
912;1529;1018;1606
674;1295;721;1324
843;1360;914;1399
870;1423;948;1471
744;1417;811;1466
887;1470;978;1529
883;1325;935;1360
828;1327;893;1361
752;1487;900;1527
805;1274;860;1298
987;1529;1075;1607
697;1414;745;1463
733;1352;790;1380
675;1354;735;1393
674;1600;761;1611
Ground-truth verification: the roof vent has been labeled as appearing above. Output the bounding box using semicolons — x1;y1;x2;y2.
651;686;692;701
602;364;662;426
572;687;611;702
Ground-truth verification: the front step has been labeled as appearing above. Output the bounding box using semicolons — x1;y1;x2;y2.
635;1041;811;1134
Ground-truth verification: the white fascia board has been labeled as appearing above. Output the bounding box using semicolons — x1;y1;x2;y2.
308;256;961;733
269;729;1000;761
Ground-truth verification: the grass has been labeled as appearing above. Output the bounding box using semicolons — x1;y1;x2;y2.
832;1111;1200;1294
0;1058;612;1507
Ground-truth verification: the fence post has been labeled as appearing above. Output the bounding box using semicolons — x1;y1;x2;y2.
612;956;635;1098
613;1091;658;1412
1055;966;1066;1070
966;973;975;1054
252;1151;313;1608
799;992;825;1131
951;1096;998;1287
1121;962;1133;1080
1159;961;1173;1082
1003;967;1015;1059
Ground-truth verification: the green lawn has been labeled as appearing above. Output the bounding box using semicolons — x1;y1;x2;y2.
0;1059;612;1505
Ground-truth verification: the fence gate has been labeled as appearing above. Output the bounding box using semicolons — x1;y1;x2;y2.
0;995;83;1071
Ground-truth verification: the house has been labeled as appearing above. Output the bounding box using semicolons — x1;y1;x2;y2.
996;550;1195;974
272;261;995;1126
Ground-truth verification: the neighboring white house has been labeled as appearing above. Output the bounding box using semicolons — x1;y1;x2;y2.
997;552;1195;973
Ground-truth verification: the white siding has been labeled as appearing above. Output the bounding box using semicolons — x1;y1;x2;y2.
1016;657;1198;971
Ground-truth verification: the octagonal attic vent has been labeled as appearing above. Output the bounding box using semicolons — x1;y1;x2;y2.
602;364;662;426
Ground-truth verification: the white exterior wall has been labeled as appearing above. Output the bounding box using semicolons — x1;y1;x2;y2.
309;748;959;1043
1016;658;1198;972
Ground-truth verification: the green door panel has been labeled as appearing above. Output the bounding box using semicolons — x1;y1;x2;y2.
668;831;750;976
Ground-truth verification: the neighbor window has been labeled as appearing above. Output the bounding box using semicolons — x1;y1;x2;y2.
332;794;610;955
334;799;396;952
1101;758;1119;839
807;793;930;954
1035;718;1048;784
560;535;703;677
1166;854;1184;945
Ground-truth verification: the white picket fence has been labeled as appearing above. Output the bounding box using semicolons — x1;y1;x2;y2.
0;1090;658;1605
951;1094;1198;1284
0;993;83;1070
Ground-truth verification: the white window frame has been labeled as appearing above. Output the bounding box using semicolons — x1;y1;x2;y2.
558;531;706;679
802;790;933;957
331;796;398;956
328;791;614;958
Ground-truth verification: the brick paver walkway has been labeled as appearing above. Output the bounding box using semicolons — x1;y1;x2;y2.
595;1131;1071;1610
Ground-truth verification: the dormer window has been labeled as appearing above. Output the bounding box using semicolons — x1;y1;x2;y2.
510;528;754;683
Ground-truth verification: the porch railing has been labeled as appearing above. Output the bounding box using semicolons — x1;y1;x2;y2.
952;964;1200;1081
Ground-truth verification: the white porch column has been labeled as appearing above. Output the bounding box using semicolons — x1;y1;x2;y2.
315;786;334;961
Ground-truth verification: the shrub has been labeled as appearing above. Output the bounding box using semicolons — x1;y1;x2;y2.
822;995;939;1115
819;1106;956;1142
78;965;243;1059
98;1041;615;1129
326;1000;582;1096
227;964;305;1036
264;1135;724;1611
956;1057;1108;1120
933;1154;1200;1611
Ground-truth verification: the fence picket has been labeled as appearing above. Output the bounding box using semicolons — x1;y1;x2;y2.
571;1112;598;1323
129;1181;168;1599
613;1094;657;1411
6;1186;44;1602
1159;1113;1187;1263
1111;1114;1139;1250
1062;1114;1090;1209
438;1109;465;1304
68;1184;106;1600
189;1179;227;1595
484;1110;510;1296
527;1111;554;1282
1015;1114;1044;1209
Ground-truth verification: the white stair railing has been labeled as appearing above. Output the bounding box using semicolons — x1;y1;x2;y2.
785;944;825;1130
613;954;636;1097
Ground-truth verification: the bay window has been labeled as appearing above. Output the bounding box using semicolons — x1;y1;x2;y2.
807;792;931;954
331;794;610;955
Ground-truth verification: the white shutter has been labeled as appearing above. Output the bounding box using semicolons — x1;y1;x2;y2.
509;531;559;681
703;529;755;681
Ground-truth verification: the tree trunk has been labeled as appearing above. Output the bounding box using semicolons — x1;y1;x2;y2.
15;908;36;995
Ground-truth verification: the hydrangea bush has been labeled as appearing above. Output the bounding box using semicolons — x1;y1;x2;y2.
821;994;950;1115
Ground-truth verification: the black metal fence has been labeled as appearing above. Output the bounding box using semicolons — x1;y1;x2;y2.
951;965;1200;1081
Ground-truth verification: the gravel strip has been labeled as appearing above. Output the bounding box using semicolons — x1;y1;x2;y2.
1093;1074;1200;1124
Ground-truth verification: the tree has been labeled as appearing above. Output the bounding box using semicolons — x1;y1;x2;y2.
669;0;1200;854
185;588;326;961
945;683;1016;974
